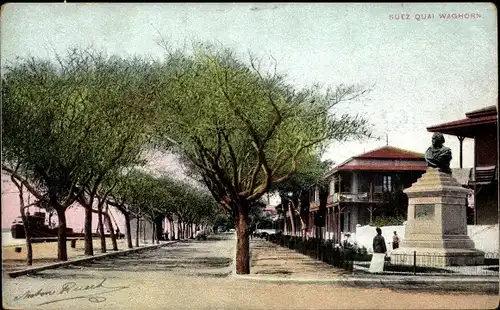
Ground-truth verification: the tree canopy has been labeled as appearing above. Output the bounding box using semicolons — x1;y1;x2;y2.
153;43;371;213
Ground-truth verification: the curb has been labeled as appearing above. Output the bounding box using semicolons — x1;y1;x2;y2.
231;274;499;294
7;241;178;278
232;274;499;284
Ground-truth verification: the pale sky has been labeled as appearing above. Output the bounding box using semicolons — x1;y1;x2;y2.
1;3;497;227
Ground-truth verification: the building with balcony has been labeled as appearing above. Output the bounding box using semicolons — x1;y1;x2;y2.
308;146;428;242
427;105;498;225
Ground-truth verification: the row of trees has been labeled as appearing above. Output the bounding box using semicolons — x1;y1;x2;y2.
1;49;219;264
2;41;372;274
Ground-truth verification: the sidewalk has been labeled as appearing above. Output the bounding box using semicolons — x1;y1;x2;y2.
240;239;498;294
248;238;350;280
3;239;177;277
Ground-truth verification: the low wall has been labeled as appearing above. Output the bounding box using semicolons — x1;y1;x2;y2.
353;224;499;254
353;224;405;254
468;224;499;253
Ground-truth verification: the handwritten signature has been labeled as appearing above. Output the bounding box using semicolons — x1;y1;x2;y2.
13;278;129;306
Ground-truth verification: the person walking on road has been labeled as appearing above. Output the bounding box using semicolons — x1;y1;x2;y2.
373;227;387;254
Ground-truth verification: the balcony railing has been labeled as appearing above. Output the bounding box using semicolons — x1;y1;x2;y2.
330;192;392;203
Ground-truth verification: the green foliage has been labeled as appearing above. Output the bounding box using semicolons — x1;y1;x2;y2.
372;215;406;227
212;212;235;230
2;48;158;208
109;169;218;226
248;201;273;229
271;155;333;194
152;42;372;216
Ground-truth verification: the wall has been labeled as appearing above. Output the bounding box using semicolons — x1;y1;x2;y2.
475;129;497;166
130;217;155;244
467;224;499;253
353;224;405;254
476;182;498;225
353;224;499;254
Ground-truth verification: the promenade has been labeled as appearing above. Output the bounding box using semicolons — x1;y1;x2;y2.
249;238;350;280
2;237;161;273
2;233;498;310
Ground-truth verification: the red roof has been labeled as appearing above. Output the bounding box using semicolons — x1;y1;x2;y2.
465;105;497;118
326;146;426;176
427;105;497;138
354;146;424;160
336;164;427;172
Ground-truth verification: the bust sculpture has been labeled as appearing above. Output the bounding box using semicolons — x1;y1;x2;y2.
425;133;452;174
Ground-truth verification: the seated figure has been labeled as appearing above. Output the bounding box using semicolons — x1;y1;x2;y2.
425;132;452;174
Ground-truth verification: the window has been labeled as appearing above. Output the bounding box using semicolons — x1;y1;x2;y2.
383;175;392;192
315;188;320;202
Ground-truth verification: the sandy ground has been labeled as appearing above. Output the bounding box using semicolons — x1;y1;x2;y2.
2;238;151;271
3;234;499;310
250;238;350;279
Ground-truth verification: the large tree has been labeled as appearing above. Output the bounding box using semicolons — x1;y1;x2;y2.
2;49;157;260
153;43;372;274
2;54;98;260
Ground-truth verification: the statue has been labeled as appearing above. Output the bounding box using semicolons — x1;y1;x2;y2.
425;133;452;174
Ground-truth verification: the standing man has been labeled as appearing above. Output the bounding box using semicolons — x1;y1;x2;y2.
372;227;387;254
392;231;400;250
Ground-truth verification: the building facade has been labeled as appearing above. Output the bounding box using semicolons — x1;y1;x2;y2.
308;146;428;243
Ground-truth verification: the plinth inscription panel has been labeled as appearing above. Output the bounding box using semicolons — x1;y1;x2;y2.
414;204;435;220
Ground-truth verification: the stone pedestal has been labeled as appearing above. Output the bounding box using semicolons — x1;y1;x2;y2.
391;168;484;267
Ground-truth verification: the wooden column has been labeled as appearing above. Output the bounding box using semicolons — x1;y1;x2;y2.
458;136;465;168
337;176;342;242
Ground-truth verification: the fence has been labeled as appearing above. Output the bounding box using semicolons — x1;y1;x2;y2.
354;251;499;276
265;233;499;277
267;234;356;271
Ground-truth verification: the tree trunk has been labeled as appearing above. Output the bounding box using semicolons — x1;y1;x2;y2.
48;211;53;229
84;205;93;256
104;211;118;251
235;201;250;274
19;190;33;266
283;212;288;235
288;202;296;236
168;216;175;240
300;216;308;241
98;203;106;253
116;207;133;248
155;216;163;243
56;207;68;261
125;212;133;248
135;217;140;247
151;221;155;244
179;222;182;239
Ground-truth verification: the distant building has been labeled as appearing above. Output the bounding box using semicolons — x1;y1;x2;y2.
307;146;428;243
427;105;498;225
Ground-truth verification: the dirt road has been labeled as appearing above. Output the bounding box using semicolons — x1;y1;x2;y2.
3;233;498;310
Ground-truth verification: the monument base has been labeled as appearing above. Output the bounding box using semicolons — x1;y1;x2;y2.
390;247;484;267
